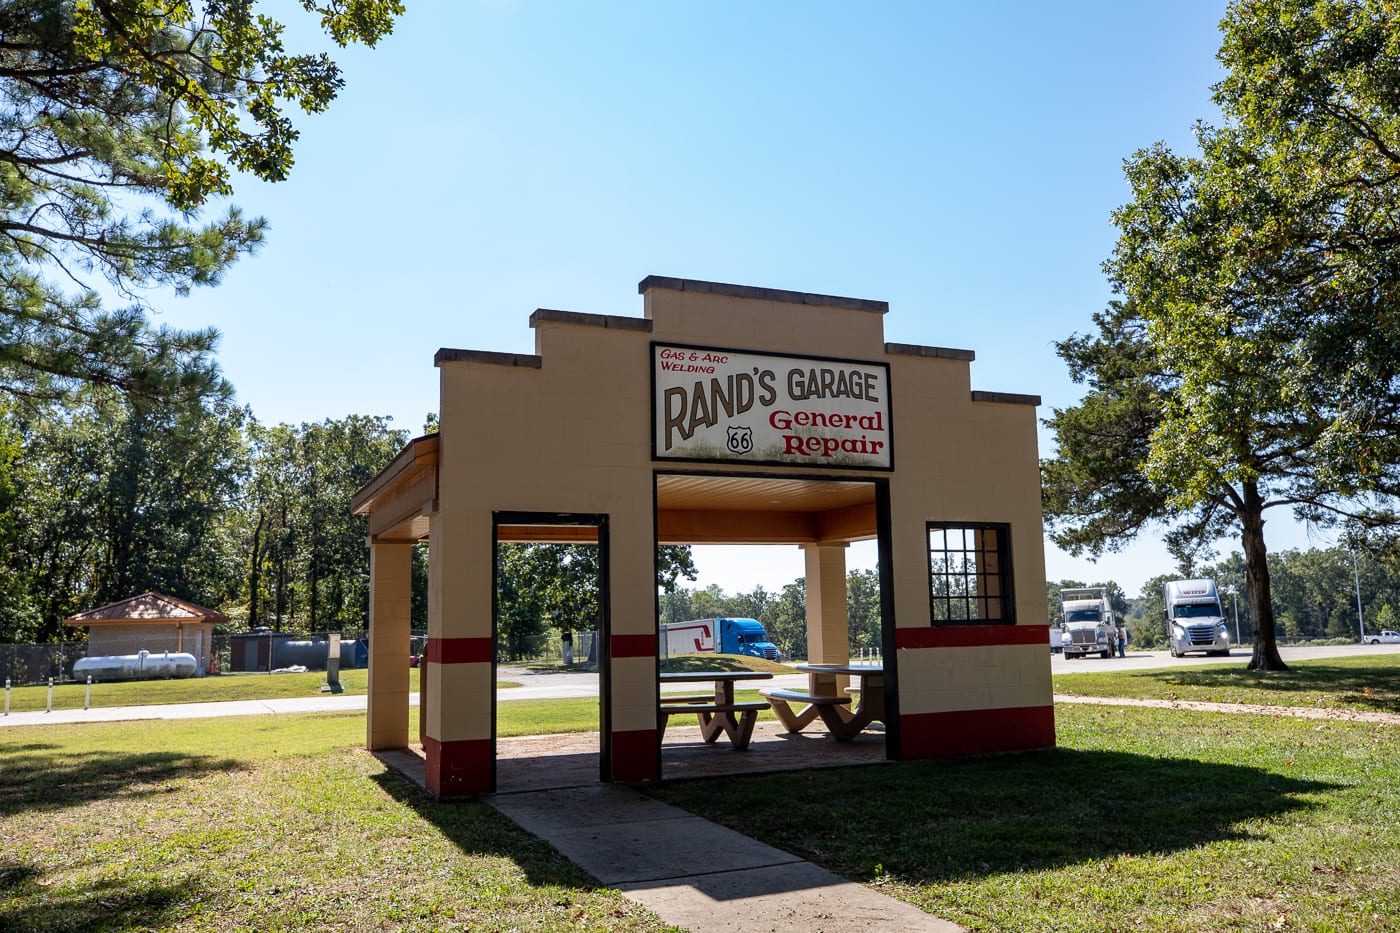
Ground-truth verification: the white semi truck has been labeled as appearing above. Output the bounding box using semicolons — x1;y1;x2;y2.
1163;579;1232;657
1058;587;1118;659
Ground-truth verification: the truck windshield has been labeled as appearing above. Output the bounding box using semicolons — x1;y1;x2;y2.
1173;604;1220;619
1065;609;1102;623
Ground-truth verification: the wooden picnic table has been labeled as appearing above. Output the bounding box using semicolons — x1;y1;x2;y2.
658;670;773;750
762;663;885;742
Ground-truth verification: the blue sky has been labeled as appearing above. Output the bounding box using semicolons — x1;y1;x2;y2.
161;1;1335;603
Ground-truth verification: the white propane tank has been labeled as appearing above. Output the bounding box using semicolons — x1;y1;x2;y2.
73;650;198;682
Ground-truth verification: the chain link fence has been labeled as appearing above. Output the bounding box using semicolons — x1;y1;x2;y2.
497;631;599;669
0;643;88;688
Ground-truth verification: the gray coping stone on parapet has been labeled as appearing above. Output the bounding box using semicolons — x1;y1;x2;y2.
486;784;964;932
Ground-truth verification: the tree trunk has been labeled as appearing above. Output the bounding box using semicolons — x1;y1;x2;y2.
309;566;319;633
274;554;286;631
248;511;265;626
1241;481;1287;671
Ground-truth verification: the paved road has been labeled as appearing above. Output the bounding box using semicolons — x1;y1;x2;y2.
3;643;1395;729
1052;641;1400;674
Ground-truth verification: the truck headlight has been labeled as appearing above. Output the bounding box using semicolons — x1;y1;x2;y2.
1172;625;1185;639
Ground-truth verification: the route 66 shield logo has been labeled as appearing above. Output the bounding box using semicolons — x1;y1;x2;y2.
726;425;753;455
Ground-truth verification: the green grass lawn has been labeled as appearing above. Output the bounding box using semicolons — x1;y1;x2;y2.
1;669;522;713
0;713;677;932
1054;654;1400;714
649;702;1400;932
4;658;1399;931
497;689;779;736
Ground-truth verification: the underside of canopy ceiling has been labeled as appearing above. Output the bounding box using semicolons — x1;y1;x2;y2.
352;435;877;547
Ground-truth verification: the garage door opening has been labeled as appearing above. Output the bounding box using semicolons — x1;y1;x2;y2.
493;512;610;785
654;471;897;776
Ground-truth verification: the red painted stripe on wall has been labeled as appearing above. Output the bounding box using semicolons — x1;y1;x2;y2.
895;624;1049;650
611;633;657;658
898;705;1056;759
611;728;659;782
423;735;494;797
425;637;493;665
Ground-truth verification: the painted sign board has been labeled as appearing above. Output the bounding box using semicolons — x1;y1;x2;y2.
652;343;892;469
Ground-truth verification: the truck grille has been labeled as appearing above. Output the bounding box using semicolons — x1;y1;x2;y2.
1070;630;1097;645
762;646;778;660
1186;624;1217;646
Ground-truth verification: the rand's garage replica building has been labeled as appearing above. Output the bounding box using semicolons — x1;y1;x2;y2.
353;276;1054;796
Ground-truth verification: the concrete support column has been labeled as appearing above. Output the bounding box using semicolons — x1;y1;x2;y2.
367;539;414;751
423;508;495;797
802;543;850;695
607;508;660;782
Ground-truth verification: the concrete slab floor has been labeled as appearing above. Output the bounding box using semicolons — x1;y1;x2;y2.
376;720;891;796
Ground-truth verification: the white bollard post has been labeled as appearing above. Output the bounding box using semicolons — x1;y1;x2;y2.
85;675;92;710
4;677;9;716
47;677;53;712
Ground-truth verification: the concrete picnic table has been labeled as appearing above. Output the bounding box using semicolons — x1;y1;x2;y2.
657;670;773;750
762;662;885;741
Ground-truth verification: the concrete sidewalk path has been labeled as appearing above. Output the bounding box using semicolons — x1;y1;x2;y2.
488;784;961;933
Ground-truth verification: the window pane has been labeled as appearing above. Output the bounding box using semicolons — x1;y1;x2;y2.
927;522;1012;625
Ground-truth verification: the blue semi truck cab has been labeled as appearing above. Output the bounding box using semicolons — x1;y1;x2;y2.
718;617;782;661
661;617;782;662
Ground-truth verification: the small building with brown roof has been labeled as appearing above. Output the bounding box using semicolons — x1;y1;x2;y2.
64;592;227;673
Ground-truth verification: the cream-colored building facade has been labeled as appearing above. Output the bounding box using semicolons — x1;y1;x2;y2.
353;276;1054;796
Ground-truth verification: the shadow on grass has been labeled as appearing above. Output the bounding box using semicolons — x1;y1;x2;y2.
649;747;1339;883
368;770;610;890
0;859;200;933
0;743;244;817
1112;663;1400;713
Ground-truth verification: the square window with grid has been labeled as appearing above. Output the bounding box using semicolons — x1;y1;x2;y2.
927;523;1013;623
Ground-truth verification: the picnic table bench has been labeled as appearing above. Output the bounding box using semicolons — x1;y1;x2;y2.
658;670;773;750
759;688;852;732
763;663;885;742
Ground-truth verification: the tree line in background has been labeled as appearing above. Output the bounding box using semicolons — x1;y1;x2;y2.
494;543;699;659
1050;545;1400;650
658;569;883;661
0;387;409;643
491;547;886;663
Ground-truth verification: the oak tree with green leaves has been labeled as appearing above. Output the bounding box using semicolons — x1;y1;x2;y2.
497;544;699;659
1044;0;1400;671
0;0;402;404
